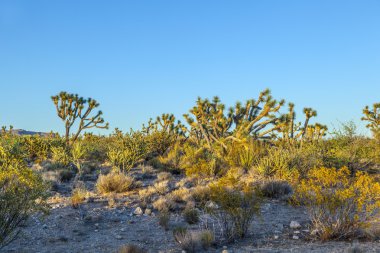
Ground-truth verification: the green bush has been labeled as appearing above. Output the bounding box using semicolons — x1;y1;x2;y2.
0;150;48;248
107;130;148;172
208;185;260;241
183;208;199;224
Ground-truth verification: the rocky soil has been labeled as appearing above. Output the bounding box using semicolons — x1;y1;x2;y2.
3;166;380;253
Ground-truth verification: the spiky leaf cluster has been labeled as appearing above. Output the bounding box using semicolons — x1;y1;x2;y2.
51;91;109;146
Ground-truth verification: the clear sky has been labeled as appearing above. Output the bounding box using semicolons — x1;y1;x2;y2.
0;0;379;135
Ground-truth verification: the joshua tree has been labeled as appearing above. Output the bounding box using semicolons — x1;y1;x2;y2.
183;89;285;151
362;103;380;137
278;103;326;142
51;92;109;146
142;113;186;137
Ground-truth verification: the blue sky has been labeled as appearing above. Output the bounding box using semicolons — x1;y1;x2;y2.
0;0;379;135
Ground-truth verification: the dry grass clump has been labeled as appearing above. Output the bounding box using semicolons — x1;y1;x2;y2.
191;185;211;206
183;208;199;224
260;180;292;199
96;172;135;194
294;166;380;240
117;244;147;253
70;187;87;208
156;171;173;182
158;211;170;230
170;188;193;203
153;180;170;195
153;196;174;212
138;187;157;203
173;227;215;252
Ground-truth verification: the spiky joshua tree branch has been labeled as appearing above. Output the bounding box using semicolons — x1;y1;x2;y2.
51;91;109;146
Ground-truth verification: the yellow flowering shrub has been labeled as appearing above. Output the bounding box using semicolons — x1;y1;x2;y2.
294;166;380;240
0;145;49;247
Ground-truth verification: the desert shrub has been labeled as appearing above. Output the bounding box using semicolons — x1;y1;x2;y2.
96;172;135;194
191;185;211;206
71;141;86;173
215;167;246;190
158;211;170;230
225;140;267;170
117;244;147;253
181;145;227;178
183;208;199;224
81;134;109;162
138;187;157;203
156;141;183;171
325;121;375;171
287;142;325;178
170;188;193;203
71;187;87;208
173;227;214;252
294;166;380;240
22;135;50;163
199;229;215;249
254;147;299;182
208;185;260;241
173;227;199;253
156;172;173;182
145;130;175;157
51;146;71;166
153;180;170;195
260;180;293;199
0;152;48;248
59;168;75;182
153;196;174;212
107;130;148;173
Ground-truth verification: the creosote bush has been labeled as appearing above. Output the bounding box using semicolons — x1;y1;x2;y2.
173;227;214;252
294;166;380;240
208;185;260;241
96;172;135;194
0;148;48;248
260;180;293;199
183;208;199;224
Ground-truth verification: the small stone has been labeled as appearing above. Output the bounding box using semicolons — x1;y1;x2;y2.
94;229;98;232
42;224;48;229
206;201;219;209
144;208;152;216
311;229;319;236
120;228;125;232
294;230;300;234
293;235;299;240
290;221;301;229
133;206;144;215
115;235;123;240
274;235;279;239
222;250;229;253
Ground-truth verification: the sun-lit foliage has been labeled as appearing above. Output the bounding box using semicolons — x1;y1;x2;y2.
294;166;380;240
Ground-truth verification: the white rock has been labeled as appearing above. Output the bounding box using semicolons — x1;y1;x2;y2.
144;208;152;215
133;207;143;215
294;230;300;234
274;235;279;239
311;229;319;236
206;201;219;209
290;221;301;229
293;235;299;240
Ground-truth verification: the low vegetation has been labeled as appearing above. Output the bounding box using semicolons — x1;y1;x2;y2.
1;90;380;251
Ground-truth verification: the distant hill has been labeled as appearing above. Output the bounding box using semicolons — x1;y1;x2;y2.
10;129;51;137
